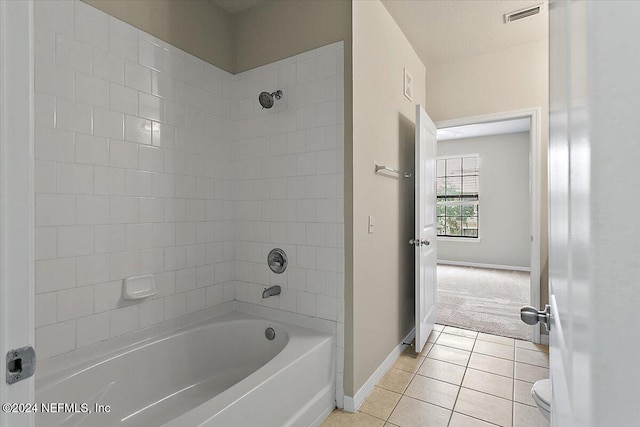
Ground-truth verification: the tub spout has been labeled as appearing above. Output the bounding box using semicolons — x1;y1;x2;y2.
262;285;281;298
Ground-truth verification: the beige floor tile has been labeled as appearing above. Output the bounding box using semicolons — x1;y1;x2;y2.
454;388;513;427
477;332;515;347
436;333;476;351
514;362;549;383
392;352;425;373
434;324;445;332
388;396;451;427
417;358;466;385
449;412;498;427
443;326;479;339
404;375;460;410
377;367;414;394
513;402;550;427
514;380;537;407
427;344;471;366
515;348;549;368
427;330;441;343
473;340;515;360
462;368;514;400
515;340;549;353
384;423;400;427
418;341;433;356
321;410;385;427
359;386;402;421
468;352;514;378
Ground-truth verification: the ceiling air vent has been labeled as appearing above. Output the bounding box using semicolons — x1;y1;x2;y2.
504;4;545;23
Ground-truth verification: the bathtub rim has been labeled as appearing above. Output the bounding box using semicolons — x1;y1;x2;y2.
36;301;336;389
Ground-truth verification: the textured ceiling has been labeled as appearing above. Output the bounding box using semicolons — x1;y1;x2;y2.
381;0;548;66
212;0;264;14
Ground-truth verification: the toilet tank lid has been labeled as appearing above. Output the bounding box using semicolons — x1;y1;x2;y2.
532;378;551;407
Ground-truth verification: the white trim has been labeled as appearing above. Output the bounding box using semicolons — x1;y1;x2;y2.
343;327;415;413
0;1;35;425
437;237;481;243
540;333;549;346
437;260;531;272
436;107;542;344
437;153;480;160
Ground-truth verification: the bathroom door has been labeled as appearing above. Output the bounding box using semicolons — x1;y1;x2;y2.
548;1;640;426
414;105;437;353
0;1;35;426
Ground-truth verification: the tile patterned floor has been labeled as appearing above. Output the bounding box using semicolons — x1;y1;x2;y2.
322;324;550;427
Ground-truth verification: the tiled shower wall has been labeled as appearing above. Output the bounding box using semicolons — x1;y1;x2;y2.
33;2;345;403
232;43;345;404
34;0;236;360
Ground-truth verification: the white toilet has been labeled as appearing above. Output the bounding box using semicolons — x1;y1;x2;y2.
531;379;551;421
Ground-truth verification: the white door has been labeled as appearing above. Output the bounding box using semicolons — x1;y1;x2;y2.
548;1;640;426
0;1;35;426
414;105;437;353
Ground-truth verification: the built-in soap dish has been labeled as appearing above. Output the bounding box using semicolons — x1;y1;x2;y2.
123;274;157;300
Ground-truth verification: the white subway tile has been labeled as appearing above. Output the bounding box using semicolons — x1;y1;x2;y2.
36;194;76;226
139;92;163;122
109;27;137;62
75;72;109;108
138;39;165;72
296;291;316;317
139;197;164;223
151;70;175;100
58;225;94;257
110;305;139;337
94;166;125;195
93;107;124;140
139;145;164;172
125;170;152;196
36;321;76;360
139;298;164;328
110;250;140;280
35;160;57;194
164;246;186;271
56;162;93;194
124;61;151;93
125;223;153;250
94;280;122;312
110;196;139;224
35;126;75;162
35;292;57;327
125;115;152;145
140;247;164;274
164;293;186;320
94;224;126;254
76;254;110;286
35;60;74;100
35;0;74;36
35;257;76;293
152;121;176;148
205;284;223;308
154;271;176;297
152;223;175;248
35;92;56;128
56;35;93;74
175;268;197;292
109;83;138;115
93;48;124;85
34;25;56;65
57;286;94;321
76;312;110;348
152;173;175;197
185;288;206;313
76;134;109;166
35;227;57;261
75;7;108;50
109;140;138;169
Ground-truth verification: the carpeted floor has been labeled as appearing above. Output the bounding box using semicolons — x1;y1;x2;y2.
436;264;532;340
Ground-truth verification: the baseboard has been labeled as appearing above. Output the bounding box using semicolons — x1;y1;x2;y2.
438;260;531;272
343;327;415;413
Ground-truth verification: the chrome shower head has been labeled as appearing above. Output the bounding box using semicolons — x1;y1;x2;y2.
258;90;283;109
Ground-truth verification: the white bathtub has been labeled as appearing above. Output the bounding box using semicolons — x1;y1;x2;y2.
35;309;335;427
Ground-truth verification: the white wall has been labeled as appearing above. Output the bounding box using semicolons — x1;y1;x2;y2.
437;132;530;268
349;0;426;397
34;0;235;361
231;42;345;405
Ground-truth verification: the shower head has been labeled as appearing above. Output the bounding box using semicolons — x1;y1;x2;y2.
258;90;283;109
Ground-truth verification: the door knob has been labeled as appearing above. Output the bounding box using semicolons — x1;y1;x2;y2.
409;239;420;246
421;239;430;246
520;305;551;331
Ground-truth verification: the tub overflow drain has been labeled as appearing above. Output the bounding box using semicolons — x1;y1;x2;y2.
265;327;276;341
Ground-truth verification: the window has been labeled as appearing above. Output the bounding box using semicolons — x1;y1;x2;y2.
436;155;479;238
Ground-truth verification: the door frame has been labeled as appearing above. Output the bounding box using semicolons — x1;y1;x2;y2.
435;108;542;344
0;0;35;425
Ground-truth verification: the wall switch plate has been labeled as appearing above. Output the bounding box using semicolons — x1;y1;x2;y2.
368;216;374;234
404;68;413;101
